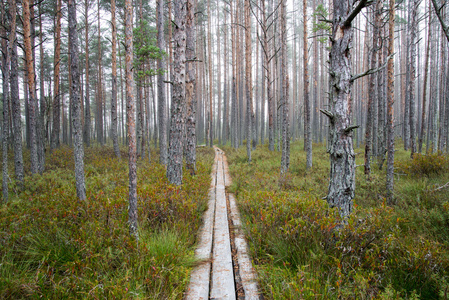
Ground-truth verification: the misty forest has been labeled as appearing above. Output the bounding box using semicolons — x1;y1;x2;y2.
1;0;449;298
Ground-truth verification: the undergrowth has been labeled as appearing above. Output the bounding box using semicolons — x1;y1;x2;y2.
223;141;449;299
0;145;214;299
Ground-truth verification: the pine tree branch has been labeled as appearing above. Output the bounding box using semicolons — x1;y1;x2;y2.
343;0;369;27
350;54;393;82
431;0;449;42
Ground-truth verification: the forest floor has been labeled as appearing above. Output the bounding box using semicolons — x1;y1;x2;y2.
1;141;449;299
0;145;215;299
223;140;449;299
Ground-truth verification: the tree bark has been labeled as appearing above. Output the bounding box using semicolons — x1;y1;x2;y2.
8;0;24;186
84;0;91;147
51;0;62;150
408;0;418;157
185;0;197;173
386;0;395;202
419;2;431;153
326;0;364;218
37;2;45;172
207;0;213;147
68;0;86;200
23;0;39;174
1;4;9;202
304;0;312;169
157;0;168;165
280;0;289;175
167;0;187;186
364;4;379;178
245;0;252;162
125;0;138;238
111;0;120;158
96;0;103;145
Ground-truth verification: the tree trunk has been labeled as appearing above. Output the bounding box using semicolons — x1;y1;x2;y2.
377;18;386;170
1;4;9;201
51;0;62;150
167;0;187;185
262;0;274;151
68;0;86;200
386;0;395;202
157;0;168;165
304;0;312;169
326;0;366;218
280;0;290;175
37;2;45;172
207;0;213;147
97;0;103;145
419;2;431;153
111;0;120;158
8;0;24;186
245;0;252;162
125;0;138;238
408;0;418;157
365;4;379;178
185;0;197;173
23;0;39;174
217;3;222;146
84;0;91;147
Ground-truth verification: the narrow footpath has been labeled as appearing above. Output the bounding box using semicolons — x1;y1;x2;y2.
186;147;260;300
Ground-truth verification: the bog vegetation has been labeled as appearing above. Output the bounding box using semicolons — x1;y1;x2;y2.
0;146;214;299
224;141;449;299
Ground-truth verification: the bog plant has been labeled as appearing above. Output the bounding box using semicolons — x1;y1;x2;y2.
0;145;214;299
224;142;449;299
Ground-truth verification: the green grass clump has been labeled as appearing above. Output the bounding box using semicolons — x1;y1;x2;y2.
0;145;214;299
224;142;449;299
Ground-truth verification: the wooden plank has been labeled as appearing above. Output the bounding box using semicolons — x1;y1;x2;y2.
210;152;236;299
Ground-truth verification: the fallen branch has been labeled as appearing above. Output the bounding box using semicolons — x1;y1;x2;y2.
429;181;449;192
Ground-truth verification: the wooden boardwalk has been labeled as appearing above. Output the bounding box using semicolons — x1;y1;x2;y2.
186;147;260;300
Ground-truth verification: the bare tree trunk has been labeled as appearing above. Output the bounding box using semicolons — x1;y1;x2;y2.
262;0;274;151
365;4;379;179
325;0;367;218
51;0;62;150
8;0;23;186
231;1;238;149
409;0;418;157
157;0;168;165
111;0;120;158
207;0;213;147
68;0;86;200
304;0;312;169
245;0;252;162
185;0;197;173
217;2;222;146
37;2;45;172
23;0;39;174
167;0;187;185
419;2;432;153
97;0;103;145
280;0;289;175
224;20;229;144
125;0;138;238
386;0;395;202
377;19;386;170
84;0;91;147
1;4;9;201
